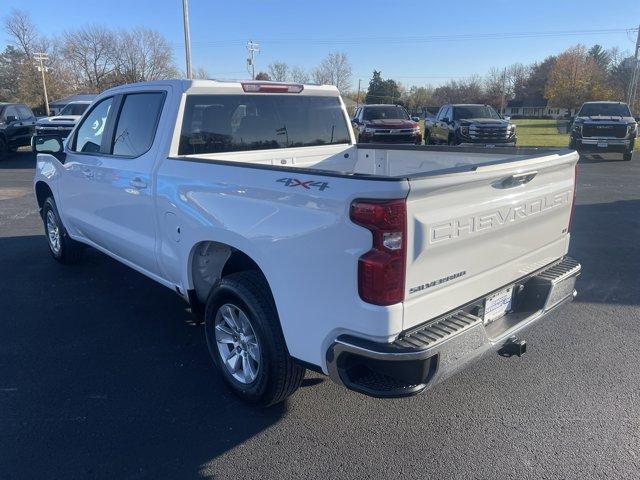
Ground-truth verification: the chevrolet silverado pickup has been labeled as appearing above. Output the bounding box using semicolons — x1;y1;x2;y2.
33;79;580;405
569;101;637;161
427;104;517;146
35;100;92;139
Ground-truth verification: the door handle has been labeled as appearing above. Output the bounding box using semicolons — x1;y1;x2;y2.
129;178;148;189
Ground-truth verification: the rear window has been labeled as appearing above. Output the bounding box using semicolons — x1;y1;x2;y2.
178;94;350;155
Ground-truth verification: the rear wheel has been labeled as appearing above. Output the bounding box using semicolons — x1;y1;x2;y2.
204;271;305;406
0;136;7;158
423;130;430;145
623;151;633;161
42;197;84;264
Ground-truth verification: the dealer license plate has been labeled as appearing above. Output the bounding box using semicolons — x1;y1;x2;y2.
597;141;608;148
483;286;513;324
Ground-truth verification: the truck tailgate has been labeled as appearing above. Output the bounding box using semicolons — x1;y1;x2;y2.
403;151;578;330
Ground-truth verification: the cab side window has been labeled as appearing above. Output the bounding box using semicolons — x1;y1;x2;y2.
436;106;445;121
17;105;34;120
111;92;165;157
3;106;19;122
73;97;113;153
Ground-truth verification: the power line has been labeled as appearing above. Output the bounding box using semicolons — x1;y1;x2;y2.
170;27;637;48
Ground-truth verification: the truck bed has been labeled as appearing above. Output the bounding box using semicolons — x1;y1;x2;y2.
180;144;575;180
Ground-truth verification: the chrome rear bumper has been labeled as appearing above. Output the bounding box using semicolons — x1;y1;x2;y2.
326;256;581;398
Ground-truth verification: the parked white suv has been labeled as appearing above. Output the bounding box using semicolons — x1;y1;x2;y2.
33;80;581;405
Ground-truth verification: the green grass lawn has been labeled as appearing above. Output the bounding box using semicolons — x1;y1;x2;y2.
514;119;570;148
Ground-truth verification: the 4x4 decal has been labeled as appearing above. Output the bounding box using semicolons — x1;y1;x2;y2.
277;178;330;191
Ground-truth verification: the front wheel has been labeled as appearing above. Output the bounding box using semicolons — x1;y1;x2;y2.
623;151;633;161
204;271;305;406
42;197;83;264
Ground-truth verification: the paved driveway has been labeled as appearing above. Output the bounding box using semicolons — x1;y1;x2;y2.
1;150;639;479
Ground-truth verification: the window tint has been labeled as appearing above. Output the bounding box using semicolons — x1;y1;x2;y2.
436;106;446;121
362;105;409;121
578;103;631;117
453;105;500;120
17;105;34;119
3;106;19;121
60;103;90;116
112;93;164;157
179;94;351;155
73;97;113;153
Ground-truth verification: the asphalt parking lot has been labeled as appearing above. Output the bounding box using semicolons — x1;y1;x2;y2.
1;150;639;480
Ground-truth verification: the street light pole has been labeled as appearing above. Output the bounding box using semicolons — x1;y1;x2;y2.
33;52;50;116
627;26;640;110
182;0;193;79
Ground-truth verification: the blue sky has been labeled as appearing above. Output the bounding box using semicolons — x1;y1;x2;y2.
2;0;639;89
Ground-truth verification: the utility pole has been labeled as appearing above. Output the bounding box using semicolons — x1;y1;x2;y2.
627;26;640;111
33;53;50;116
356;79;361;108
181;0;193;79
500;67;507;115
246;40;259;80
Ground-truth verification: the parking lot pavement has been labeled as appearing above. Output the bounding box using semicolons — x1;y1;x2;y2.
1;150;639;480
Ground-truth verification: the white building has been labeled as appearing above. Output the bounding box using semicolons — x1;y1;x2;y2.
504;97;571;119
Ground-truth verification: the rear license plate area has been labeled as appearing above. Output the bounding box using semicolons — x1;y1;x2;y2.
483;286;513;325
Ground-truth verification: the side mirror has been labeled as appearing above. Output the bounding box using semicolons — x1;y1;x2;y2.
5;115;18;123
412;116;420;122
503;116;511;122
32;134;66;162
351;118;360;124
442;117;450;124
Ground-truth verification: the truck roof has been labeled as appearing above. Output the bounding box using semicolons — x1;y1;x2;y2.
100;79;340;97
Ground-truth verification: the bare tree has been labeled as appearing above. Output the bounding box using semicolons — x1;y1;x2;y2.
290;65;309;84
268;61;289;82
3;9;39;56
194;66;210;79
114;28;179;83
312;52;352;92
62;25;117;91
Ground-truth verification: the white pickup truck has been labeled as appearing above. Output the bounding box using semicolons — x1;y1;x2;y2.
33;79;581;405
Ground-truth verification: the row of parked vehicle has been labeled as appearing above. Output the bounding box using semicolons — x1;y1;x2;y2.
0;100;91;156
1;96;636;161
353;101;637;160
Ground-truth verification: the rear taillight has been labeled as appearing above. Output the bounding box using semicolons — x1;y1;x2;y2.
241;82;304;93
568;163;579;233
350;199;407;306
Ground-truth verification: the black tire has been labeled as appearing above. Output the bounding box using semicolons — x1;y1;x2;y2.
623;151;633;161
0;136;7;158
424;130;430;145
204;271;305;406
42;197;84;264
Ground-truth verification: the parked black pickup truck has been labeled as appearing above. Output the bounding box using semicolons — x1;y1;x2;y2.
0;102;37;157
569;101;637;161
426;104;516;146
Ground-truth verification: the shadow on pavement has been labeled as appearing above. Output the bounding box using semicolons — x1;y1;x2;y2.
570;200;640;306
0;235;286;479
0;149;36;169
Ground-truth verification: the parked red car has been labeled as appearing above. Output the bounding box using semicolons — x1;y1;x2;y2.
352;104;422;144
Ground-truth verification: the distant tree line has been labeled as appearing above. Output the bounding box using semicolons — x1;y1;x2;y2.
1;8;637;116
351;44;638;114
0;9;179;111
